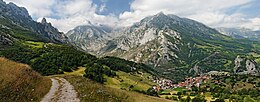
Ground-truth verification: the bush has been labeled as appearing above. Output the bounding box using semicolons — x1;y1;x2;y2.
146;88;158;97
192;95;206;102
84;64;116;83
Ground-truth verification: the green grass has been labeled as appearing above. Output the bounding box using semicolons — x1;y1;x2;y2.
63;75;174;102
23;41;45;48
64;67;86;76
224;60;232;67
256;58;260;63
105;71;157;91
172;87;185;92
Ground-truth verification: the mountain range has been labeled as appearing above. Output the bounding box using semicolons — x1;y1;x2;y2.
0;0;259;81
217;27;260;41
0;1;259;101
66;12;260;80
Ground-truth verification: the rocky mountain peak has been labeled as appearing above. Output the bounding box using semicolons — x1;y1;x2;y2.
139;12;172;27
41;18;48;24
155;12;166;17
6;2;31;19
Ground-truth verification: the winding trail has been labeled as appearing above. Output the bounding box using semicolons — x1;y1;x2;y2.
41;77;80;102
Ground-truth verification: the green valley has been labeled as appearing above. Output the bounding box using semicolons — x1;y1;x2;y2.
0;0;260;102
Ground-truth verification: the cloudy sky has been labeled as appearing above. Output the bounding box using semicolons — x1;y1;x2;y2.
3;0;260;32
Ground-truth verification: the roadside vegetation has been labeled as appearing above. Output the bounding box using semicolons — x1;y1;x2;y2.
0;57;51;102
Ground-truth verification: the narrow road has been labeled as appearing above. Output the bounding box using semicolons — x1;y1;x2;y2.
41;77;80;102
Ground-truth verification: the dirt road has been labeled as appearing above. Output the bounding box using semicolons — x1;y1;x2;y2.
41;77;80;102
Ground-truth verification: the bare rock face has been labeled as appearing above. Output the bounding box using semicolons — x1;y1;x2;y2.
40;18;68;44
189;64;201;75
234;56;259;75
246;60;258;74
0;32;14;50
0;33;13;45
66;25;112;54
41;18;48;24
234;56;243;73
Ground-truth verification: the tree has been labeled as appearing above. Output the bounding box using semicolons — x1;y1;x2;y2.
186;96;191;102
146;88;158;97
192;95;206;102
243;96;256;102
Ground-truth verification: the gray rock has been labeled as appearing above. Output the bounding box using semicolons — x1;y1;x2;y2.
246;59;258;74
234;56;243;73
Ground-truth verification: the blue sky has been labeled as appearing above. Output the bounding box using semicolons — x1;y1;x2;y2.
236;0;260;18
93;0;133;15
4;0;260;32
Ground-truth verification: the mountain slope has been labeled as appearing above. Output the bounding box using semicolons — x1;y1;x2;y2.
0;0;68;43
66;25;112;54
67;12;260;81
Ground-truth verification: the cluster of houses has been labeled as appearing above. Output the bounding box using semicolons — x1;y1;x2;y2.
152;75;211;91
152;79;173;91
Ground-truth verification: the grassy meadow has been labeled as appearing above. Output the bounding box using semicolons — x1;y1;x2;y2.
0;57;52;102
64;75;174;102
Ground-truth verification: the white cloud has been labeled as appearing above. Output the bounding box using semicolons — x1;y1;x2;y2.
3;0;260;32
99;4;107;13
3;0;118;32
242;18;260;31
4;0;56;17
119;0;260;30
40;14;118;33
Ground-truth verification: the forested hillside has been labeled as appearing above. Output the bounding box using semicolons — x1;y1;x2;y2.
0;41;96;75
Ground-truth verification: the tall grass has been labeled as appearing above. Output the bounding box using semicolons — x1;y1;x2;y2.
0;57;51;102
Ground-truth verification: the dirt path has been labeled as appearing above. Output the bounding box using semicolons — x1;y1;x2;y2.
41;77;80;102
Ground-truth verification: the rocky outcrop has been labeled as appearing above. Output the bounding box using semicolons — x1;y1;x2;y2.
0;33;13;45
234;56;243;73
189;64;201;75
234;56;259;75
0;31;14;50
245;59;258;74
40;18;68;43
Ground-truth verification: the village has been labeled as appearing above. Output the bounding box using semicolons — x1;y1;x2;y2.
152;75;211;91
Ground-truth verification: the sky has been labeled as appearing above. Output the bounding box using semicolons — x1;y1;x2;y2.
3;0;260;33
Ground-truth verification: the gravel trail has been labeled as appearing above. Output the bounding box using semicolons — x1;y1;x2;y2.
41;77;80;102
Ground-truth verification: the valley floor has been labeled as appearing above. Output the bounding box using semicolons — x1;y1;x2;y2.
64;75;174;102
